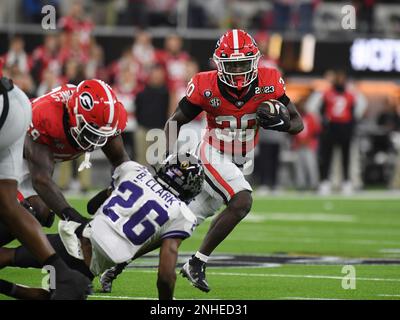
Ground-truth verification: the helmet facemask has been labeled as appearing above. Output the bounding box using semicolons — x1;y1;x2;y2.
214;52;260;90
70;114;116;151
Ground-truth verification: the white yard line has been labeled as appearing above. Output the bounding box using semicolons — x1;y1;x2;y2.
253;191;400;200
188;234;400;246
281;297;346;300
377;294;400;297
125;269;400;283
89;295;157;300
206;272;400;282
68;191;400;202
88;295;220;300
244;213;357;223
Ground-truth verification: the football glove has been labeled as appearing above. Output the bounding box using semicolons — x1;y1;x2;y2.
256;99;291;132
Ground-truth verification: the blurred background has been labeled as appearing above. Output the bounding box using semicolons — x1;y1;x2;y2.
0;0;399;195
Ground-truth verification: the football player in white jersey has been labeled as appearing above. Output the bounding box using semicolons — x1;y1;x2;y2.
0;153;204;300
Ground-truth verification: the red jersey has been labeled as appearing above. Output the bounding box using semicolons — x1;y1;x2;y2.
186;67;286;154
322;88;355;124
28;84;127;162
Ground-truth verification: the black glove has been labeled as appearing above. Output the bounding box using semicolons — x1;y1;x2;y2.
256;100;291;132
60;207;89;224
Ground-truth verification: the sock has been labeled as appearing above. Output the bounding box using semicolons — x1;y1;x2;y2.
0;279;16;295
194;251;209;263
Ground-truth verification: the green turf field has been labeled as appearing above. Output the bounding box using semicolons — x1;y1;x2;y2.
1;193;400;300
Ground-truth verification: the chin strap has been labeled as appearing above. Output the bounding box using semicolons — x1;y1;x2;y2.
78;152;92;172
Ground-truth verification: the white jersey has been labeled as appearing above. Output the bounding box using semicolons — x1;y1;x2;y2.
0;85;32;182
88;161;197;275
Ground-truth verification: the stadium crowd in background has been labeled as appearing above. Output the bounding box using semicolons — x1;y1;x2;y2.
9;0;400;34
0;0;399;194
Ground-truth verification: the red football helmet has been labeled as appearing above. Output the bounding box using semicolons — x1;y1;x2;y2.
67;79;121;151
213;29;260;90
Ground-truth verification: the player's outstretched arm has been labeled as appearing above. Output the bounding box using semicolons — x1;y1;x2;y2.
102;135;131;168
157;238;182;300
24;135;85;222
286;101;304;135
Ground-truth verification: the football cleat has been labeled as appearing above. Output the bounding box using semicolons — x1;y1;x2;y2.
50;269;92;300
180;256;210;293
99;263;127;293
99;268;116;293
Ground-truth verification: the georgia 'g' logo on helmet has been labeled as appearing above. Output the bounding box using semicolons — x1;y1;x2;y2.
79;92;94;111
213;29;260;90
66;79;125;151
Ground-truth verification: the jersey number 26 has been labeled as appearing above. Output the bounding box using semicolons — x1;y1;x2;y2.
102;181;169;245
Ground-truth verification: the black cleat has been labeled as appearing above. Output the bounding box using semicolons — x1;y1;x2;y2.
180;256;210;293
50;269;91;300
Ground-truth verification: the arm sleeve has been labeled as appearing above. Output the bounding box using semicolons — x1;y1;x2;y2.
277;93;290;106
178;96;203;121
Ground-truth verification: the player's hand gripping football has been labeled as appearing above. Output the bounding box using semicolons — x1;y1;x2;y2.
256;99;291;132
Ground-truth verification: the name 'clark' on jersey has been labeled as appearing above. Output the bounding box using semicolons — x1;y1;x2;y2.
186;67;286;154
27;84;127;161
87;161;197;275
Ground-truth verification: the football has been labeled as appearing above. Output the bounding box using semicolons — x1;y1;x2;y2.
256;99;290;129
257;99;290;120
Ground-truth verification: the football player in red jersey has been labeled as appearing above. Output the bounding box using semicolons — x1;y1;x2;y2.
98;29;304;294
15;79;130;230
164;29;304;292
